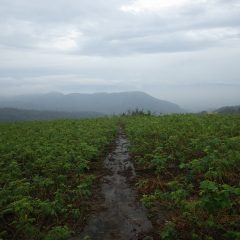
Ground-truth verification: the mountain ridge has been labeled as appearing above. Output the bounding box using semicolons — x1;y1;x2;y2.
0;91;183;114
215;105;240;114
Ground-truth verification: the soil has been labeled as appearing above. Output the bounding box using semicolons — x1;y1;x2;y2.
70;129;153;240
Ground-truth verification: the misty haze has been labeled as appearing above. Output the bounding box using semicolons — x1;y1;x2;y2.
0;1;239;240
0;0;240;111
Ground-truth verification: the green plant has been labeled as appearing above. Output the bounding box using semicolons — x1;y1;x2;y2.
160;222;176;240
44;226;71;240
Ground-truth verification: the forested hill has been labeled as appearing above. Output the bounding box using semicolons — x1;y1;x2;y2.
0;91;183;114
215;105;240;114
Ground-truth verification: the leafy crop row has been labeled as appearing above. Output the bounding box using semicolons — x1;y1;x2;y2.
123;114;240;240
0;118;117;240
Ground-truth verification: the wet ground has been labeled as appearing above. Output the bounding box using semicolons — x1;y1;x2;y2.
72;130;152;240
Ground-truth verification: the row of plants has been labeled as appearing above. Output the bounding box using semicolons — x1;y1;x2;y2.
123;114;240;240
0;118;118;240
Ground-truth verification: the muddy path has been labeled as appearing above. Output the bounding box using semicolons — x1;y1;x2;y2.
74;129;153;240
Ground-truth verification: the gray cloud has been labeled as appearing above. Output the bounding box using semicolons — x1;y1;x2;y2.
0;0;239;54
0;0;240;110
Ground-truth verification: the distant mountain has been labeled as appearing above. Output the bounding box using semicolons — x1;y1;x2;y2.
215;105;240;114
0;91;182;115
0;108;104;122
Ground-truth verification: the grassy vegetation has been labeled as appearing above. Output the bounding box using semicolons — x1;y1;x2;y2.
0;118;118;240
123;114;240;240
1;114;239;240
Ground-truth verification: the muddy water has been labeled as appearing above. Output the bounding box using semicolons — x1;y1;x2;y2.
77;131;152;240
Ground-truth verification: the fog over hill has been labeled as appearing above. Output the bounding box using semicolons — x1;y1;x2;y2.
215;105;240;114
0;91;182;115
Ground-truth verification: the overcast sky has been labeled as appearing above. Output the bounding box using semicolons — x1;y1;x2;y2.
0;0;240;110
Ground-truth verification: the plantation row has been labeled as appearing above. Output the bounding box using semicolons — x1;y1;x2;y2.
123;114;240;240
0;118;118;240
1;114;239;240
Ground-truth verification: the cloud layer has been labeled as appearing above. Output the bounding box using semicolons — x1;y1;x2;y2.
1;0;240;54
0;0;240;110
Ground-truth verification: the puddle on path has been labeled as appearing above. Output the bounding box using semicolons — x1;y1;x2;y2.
72;130;152;240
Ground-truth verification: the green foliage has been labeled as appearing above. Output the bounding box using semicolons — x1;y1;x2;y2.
160;222;176;240
0;118;118;239
1;114;239;239
43;226;71;240
199;180;240;213
224;231;240;240
141;194;158;208
123;114;240;239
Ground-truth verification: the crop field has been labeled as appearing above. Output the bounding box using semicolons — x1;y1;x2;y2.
0;118;118;240
123;114;240;240
0;114;240;240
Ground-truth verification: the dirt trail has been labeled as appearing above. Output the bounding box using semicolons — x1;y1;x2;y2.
75;130;152;240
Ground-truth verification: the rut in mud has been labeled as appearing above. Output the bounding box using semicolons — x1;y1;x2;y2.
77;130;152;240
